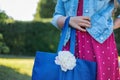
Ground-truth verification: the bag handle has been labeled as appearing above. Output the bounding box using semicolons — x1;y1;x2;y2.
57;17;76;54
70;27;76;54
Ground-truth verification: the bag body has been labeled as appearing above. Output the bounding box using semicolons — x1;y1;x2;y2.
59;59;96;80
32;17;97;80
32;51;59;80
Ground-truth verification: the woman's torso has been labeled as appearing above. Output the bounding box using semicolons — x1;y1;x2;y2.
57;0;114;44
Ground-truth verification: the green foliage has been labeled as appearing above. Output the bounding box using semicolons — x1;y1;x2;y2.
0;10;9;22
0;4;120;55
114;29;120;55
2;46;10;53
114;7;120;18
0;33;10;54
0;21;60;56
0;33;3;40
0;10;14;23
0;21;120;56
34;0;56;20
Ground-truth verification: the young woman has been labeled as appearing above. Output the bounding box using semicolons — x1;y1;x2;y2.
52;0;120;80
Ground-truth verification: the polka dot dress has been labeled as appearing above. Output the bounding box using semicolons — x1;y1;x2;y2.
63;0;120;80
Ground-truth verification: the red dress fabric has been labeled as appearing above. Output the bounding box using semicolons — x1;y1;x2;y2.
63;0;120;80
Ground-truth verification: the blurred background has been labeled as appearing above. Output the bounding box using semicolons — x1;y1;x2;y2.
0;0;120;80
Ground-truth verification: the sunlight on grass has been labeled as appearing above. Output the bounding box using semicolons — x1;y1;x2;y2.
0;55;120;80
39;18;52;23
0;56;34;80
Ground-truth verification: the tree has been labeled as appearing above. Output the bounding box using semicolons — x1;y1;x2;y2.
0;33;10;54
0;10;10;54
34;0;56;21
0;10;9;23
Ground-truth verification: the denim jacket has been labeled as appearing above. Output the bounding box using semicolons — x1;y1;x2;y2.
51;0;120;44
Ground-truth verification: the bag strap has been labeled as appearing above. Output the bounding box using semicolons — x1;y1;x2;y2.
57;17;71;52
57;17;76;55
70;28;76;54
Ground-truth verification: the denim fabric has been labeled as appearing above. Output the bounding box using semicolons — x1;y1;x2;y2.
51;0;120;44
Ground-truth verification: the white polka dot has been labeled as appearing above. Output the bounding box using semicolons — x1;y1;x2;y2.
97;46;99;48
79;50;81;53
112;52;114;54
83;56;85;58
108;78;110;80
103;62;105;64
103;73;105;75
108;68;110;70
87;50;90;53
82;45;84;48
107;47;110;49
87;41;89;43
82;35;85;38
78;40;80;43
113;73;115;75
113;62;115;65
117;77;120;80
115;48;117;51
102;51;104;54
108;57;110;60
99;56;101;58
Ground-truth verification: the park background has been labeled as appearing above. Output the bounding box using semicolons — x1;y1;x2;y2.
0;0;120;80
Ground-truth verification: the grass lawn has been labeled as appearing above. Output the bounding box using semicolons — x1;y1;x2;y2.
0;55;120;80
0;55;34;80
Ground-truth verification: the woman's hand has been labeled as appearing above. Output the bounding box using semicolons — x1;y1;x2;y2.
69;16;91;32
113;18;120;29
57;16;91;32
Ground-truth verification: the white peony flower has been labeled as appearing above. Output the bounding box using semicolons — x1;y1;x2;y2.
55;51;76;72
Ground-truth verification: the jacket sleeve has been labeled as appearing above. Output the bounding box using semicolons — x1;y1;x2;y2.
86;3;114;43
51;0;66;28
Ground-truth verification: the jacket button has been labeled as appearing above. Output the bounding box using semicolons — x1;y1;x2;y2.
85;10;89;13
100;37;104;40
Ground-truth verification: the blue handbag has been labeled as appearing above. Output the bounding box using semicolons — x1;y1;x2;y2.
32;17;97;80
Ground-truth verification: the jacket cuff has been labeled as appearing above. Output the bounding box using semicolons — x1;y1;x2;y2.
51;15;63;29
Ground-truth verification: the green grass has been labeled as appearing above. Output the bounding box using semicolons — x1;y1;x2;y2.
0;55;34;80
0;55;120;80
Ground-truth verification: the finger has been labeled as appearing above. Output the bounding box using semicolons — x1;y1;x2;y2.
80;16;91;21
74;25;86;32
78;23;91;28
79;19;91;25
